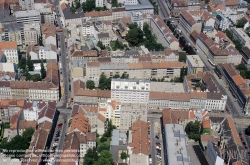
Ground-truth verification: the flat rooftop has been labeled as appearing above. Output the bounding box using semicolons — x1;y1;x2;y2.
187;55;205;68
164;124;189;165
150;82;185;92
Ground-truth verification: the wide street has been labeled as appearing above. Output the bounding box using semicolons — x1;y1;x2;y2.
53;0;70;109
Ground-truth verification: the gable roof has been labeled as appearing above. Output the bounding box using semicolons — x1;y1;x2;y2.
38;102;57;122
70;108;89;134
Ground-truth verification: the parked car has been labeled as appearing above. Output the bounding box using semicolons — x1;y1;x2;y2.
155;135;159;139
243;142;246;145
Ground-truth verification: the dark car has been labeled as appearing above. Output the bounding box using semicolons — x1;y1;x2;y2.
155;135;159;139
58;123;63;126
243;142;246;145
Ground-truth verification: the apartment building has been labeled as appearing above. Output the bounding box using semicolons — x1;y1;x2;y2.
186;55;205;74
3;23;23;46
99;99;121;128
84;10;113;22
15;10;41;24
188;10;215;27
217;64;250;114
150;49;179;62
130;12;144;30
163;124;189;165
0;99;24;122
111;50;140;63
40;7;54;24
97;32;111;46
196;33;242;65
0;41;19;64
63;132;96;162
97;62;186;81
119;0;138;5
124;0;154;16
24;23;40;45
112;7;127;21
111;79;150;103
70;106;89;134
150;15;179;50
149;72;227;111
127;120;149;165
215;11;230;31
231;27;250;47
82;19;94;37
86;62;100;86
38;44;57;60
19;0;34;10
95;0;103;7
22;101;40;121
74;89;111;104
119;103;147;131
61;3;84;26
179;10;202;35
70;49;98;61
167;0;188;17
41;24;56;46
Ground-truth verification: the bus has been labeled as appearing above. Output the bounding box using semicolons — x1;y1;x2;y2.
208;59;216;67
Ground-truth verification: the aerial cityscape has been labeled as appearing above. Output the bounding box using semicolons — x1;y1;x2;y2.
0;0;250;164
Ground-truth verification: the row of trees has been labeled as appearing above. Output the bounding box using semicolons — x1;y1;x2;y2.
0;128;34;158
125;23;164;51
224;29;243;51
111;40;127;51
86;72;129;90
18;55;46;81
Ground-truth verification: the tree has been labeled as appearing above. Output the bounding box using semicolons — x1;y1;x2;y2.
185;121;201;141
40;60;46;79
18;57;27;70
97;41;105;50
179;52;187;62
245;125;250;135
111;0;118;7
98;150;113;165
236;19;245;28
120;152;127;160
113;74;120;78
0;128;34;158
27;54;34;71
83;148;99;165
38;32;43;46
179;67;187;82
121;72;129;79
100;136;107;143
125;29;139;46
128;23;138;30
30;74;42;82
151;78;157;81
86;80;95;89
82;0;95;12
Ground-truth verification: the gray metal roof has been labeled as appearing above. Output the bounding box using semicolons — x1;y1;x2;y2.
3;22;23;31
125;4;154;11
63;4;84;20
164;124;189;165
15;10;40;18
71;59;88;68
100;63;129;70
0;10;16;23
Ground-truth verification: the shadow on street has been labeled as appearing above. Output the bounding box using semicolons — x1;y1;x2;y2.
192;145;209;165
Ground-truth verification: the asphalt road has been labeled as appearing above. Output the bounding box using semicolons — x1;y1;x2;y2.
53;0;70;109
149;118;156;165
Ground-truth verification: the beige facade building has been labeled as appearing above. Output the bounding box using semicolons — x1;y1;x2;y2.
186;55;205;74
112;7;127;20
74;89;111;104
150;15;179;50
24;23;40;45
86;62;100;86
110;50;140;63
70;49;98;61
196;33;242;65
179;10;202;35
150;49;179;62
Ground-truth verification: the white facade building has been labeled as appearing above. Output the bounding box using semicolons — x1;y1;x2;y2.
119;0;138;5
231;27;250;47
111;79;150;103
38;44;57;60
82;20;94;37
95;0;104;7
0;41;19;64
19;0;34;10
130;12;144;30
15;10;41;24
24;23;40;45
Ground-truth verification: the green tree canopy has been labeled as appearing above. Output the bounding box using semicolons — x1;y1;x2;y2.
113;74;120;78
97;41;105;50
236;19;245;28
185;121;201;141
120;152;127;160
179;52;187;62
86;80;95;89
98;73;111;90
82;0;95;12
128;23;138;30
18;57;26;70
30;74;42;82
121;72;129;79
83;148;99;165
27;54;34;71
40;60;46;79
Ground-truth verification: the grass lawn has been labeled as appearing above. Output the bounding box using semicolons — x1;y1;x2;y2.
110;41;116;50
202;128;210;135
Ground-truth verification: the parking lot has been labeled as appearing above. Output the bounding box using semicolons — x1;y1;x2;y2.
47;114;67;165
148;115;164;165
